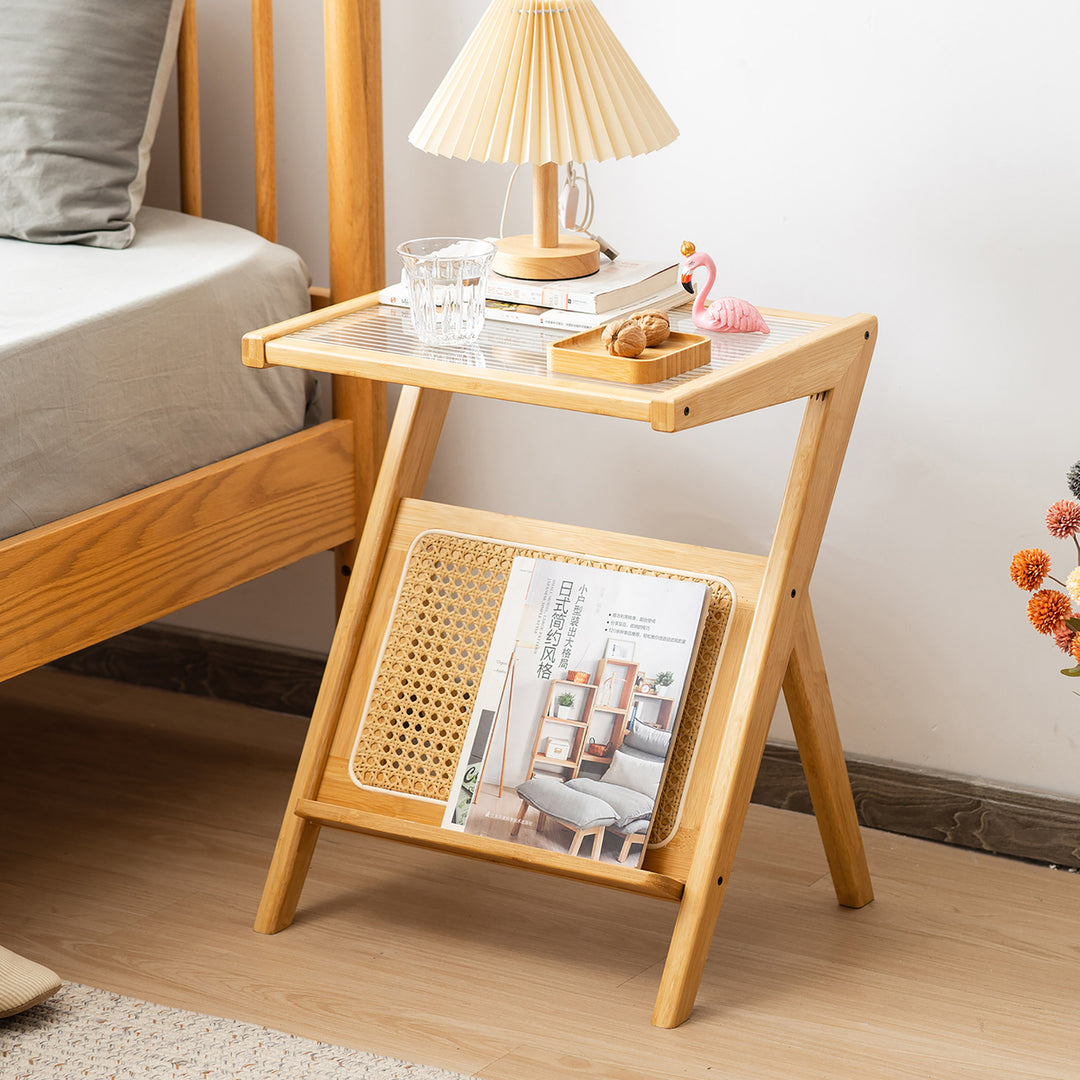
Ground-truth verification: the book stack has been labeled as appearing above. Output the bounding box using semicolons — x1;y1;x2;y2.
379;255;687;333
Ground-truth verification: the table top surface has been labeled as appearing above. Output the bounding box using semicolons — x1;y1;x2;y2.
293;301;822;388
250;296;870;432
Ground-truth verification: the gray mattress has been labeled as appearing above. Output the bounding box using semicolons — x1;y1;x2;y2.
0;207;318;540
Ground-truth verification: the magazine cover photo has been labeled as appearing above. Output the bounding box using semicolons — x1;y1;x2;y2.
442;556;710;867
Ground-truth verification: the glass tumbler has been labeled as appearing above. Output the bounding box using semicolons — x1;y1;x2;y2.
396;237;496;346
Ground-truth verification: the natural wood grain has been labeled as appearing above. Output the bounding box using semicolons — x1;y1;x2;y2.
177;0;201;217
0;423;354;684
651;314;875;431
652;322;877;1027
493;234;601;281
243;294;384;367
783;601;874;907
255;388;451;933
532;162;559;248
324;0;388;600
2;669;1079;1080
251;0;277;242
308;285;332;309
324;0;384;301
295;799;684;901
548;329;710;385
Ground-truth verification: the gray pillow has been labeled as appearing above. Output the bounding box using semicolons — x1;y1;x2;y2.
565;777;653;828
0;0;185;249
622;722;672;759
600;749;664;800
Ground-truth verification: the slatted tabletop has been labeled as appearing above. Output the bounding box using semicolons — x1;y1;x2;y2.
291;302;824;390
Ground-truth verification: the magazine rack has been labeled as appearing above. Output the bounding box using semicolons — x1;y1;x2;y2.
244;298;877;1028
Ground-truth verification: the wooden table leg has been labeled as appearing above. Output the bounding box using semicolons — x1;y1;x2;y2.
783;600;873;908
652;339;874;1027
255;385;452;934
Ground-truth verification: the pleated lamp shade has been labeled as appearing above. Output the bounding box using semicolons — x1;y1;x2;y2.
408;0;678;166
408;0;678;280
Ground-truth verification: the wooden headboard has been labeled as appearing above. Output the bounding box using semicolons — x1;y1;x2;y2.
173;0;388;581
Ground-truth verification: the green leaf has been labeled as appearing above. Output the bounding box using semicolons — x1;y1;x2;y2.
1060;664;1080;677
1067;618;1080;633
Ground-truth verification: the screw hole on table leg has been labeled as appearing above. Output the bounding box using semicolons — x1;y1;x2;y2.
864;330;870;340
790;588;797;598
717;876;724;886
341;565;352;577
683;406;690;416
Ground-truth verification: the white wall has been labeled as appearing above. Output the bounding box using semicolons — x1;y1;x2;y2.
151;0;1080;798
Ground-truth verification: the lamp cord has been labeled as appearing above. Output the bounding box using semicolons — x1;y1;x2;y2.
499;164;521;240
563;161;618;260
498;160;618;260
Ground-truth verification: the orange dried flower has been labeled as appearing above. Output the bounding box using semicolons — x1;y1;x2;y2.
1072;636;1080;663
1046;499;1080;539
1053;622;1076;654
1027;589;1072;635
1010;548;1051;591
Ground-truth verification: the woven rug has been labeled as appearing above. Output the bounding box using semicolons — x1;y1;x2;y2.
0;983;475;1080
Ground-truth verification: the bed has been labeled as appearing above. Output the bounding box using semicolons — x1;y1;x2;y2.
0;0;386;682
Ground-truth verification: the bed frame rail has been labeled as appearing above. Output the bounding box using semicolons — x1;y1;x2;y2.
0;423;355;684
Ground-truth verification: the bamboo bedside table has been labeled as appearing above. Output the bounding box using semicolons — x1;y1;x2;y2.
243;297;877;1029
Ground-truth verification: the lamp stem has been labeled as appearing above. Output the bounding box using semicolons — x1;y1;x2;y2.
532;162;559;249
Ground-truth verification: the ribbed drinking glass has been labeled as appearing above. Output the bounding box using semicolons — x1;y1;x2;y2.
397;237;496;345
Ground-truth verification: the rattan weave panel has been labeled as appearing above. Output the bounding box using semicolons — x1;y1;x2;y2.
351;531;732;843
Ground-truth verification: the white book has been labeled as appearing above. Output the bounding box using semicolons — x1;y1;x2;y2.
484;255;679;314
378;281;688;333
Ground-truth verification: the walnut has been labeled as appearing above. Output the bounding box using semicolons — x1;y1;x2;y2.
601;318;628;349
601;318;646;358
629;309;670;347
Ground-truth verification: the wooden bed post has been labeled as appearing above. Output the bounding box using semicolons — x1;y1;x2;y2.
325;0;389;607
251;0;277;242
177;0;201;217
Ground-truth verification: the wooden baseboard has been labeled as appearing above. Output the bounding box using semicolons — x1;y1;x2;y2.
51;625;325;718
753;744;1080;871
49;627;1080;871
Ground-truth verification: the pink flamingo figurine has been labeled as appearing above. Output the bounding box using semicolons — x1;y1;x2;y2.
680;241;769;334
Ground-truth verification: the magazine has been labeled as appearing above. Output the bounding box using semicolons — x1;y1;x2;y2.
378;280;688;332
483;255;680;314
442;556;710;868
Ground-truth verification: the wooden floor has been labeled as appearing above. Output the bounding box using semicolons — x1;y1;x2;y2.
1;669;1077;1079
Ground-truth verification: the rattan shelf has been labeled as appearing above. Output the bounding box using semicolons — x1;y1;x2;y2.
248;295;878;1029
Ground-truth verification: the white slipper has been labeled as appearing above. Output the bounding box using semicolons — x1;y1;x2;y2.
0;945;62;1018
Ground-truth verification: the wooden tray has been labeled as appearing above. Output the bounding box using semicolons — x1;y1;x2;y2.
548;327;711;384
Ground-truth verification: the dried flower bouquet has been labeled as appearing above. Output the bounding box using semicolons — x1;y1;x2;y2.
1010;461;1080;677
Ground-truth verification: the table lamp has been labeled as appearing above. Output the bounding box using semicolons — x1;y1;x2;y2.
408;0;679;281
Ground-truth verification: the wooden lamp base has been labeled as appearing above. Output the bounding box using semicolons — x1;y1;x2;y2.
493;233;600;281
